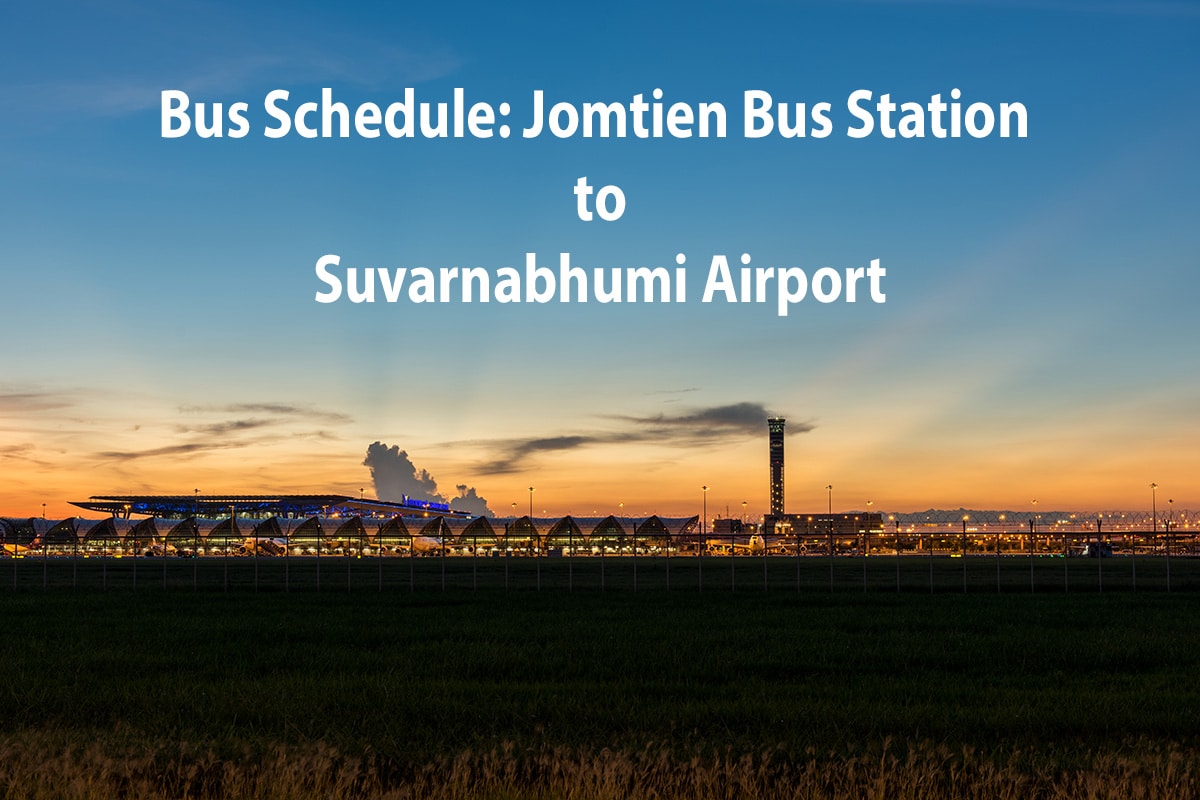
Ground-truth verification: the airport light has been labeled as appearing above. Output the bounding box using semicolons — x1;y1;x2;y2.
700;485;709;592
1029;500;1037;593
961;514;968;594
1168;499;1174;553
862;501;874;593
891;514;899;593
1150;483;1158;535
1167;498;1173;592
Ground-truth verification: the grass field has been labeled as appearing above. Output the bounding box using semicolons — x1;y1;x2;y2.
1;558;1198;797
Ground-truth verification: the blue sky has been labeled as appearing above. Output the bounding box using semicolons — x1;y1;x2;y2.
2;1;1198;517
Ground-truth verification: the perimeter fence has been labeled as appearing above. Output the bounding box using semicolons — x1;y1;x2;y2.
0;523;1197;594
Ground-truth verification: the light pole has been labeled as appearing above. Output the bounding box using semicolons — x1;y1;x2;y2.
124;503;132;593
193;490;200;590
699;485;709;592
890;515;899;592
508;502;515;590
1150;482;1158;536
826;485;833;593
621;501;632;593
1167;498;1173;592
1150;482;1158;593
226;505;233;592
864;500;873;593
997;513;1005;593
1030;499;1037;593
529;487;540;591
961;515;968;593
528;486;537;567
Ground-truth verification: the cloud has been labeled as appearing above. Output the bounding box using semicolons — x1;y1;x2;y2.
0;392;73;413
610;402;806;439
175;419;276;436
364;442;495;516
451;484;493;517
96;441;252;460
180;403;352;425
474;402;814;474
90;400;349;462
363;442;446;505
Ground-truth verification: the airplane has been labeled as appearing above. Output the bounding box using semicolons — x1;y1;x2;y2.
705;534;768;555
1;541;36;557
237;536;289;556
406;534;451;555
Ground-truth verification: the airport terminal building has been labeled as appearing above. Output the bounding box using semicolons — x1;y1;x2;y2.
0;494;700;556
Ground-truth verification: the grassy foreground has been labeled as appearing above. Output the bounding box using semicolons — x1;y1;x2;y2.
1;583;1198;797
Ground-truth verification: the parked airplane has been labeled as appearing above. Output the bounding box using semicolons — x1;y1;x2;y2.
705;534;767;555
407;534;450;554
237;537;289;556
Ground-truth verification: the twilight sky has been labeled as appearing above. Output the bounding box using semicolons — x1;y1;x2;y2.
2;0;1197;518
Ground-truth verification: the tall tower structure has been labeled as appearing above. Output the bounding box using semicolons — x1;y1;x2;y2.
768;417;785;516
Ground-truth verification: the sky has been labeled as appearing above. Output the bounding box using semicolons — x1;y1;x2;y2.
1;0;1198;519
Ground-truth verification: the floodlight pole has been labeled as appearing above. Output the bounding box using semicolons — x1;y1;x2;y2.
318;506;325;593
826;485;834;593
996;515;1004;594
892;516;900;593
700;486;708;593
529;488;539;592
193;489;200;592
225;505;232;593
623;502;634;593
1029;500;1037;593
864;501;873;594
1166;498;1173;593
127;504;134;593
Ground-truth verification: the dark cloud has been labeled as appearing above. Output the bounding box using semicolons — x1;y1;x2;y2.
363;442;446;505
451;484;493;517
610;402;793;437
97;441;250;460
175;419;276;436
475;402;814;474
364;442;495;516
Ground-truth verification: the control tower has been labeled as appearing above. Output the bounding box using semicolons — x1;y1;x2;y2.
768;417;785;516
